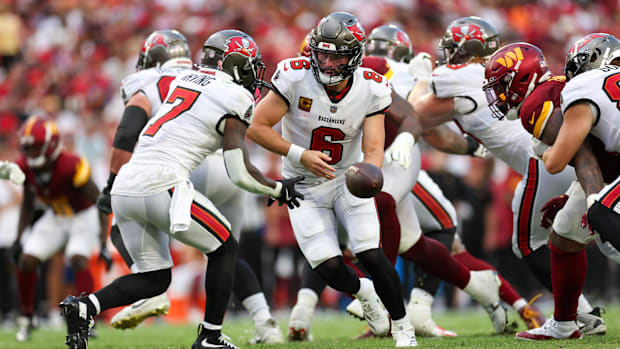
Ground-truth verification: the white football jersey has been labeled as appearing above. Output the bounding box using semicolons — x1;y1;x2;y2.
112;69;255;196
271;57;392;184
561;64;620;153
431;63;531;175
120;66;192;118
386;58;416;99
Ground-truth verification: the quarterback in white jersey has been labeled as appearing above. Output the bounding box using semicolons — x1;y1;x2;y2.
249;12;417;347
61;30;300;349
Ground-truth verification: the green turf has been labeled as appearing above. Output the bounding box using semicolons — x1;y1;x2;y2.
1;305;618;348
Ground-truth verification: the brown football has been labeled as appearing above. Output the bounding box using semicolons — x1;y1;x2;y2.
345;162;383;198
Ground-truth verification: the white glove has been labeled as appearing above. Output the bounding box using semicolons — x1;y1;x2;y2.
530;137;548;160
472;143;490;158
408;52;433;82
385;132;415;169
0;161;25;185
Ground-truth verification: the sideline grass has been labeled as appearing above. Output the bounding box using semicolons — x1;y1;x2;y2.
0;305;618;348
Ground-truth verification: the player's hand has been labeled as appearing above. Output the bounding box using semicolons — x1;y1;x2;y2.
300;150;336;179
465;135;490;158
0;161;25;185
540;194;568;229
96;187;112;215
385;132;415;169
7;239;22;265
98;245;113;271
268;175;305;209
408;52;433;82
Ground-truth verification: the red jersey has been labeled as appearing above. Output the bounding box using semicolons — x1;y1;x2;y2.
361;56;398;148
519;76;620;181
17;151;94;216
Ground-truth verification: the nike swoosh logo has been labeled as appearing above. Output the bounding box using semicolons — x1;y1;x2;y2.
131;299;148;309
529;111;536;125
285;191;292;201
200;339;226;348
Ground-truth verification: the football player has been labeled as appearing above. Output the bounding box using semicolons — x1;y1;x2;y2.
287;24;508;339
248;12;418;347
410;16;603;333
101;30;284;344
8;116;109;342
485;35;620;340
59;30;303;349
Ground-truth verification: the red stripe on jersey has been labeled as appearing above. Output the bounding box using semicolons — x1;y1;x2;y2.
190;203;230;242
517;158;538;256
601;181;620;209
412;183;454;229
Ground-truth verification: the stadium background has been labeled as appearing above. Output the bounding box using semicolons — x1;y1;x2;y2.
0;0;618;328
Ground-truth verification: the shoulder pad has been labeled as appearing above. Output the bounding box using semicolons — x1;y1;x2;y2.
358;67;391;98
120;69;160;104
273;57;311;83
361;56;391;76
519;79;564;138
431;63;484;99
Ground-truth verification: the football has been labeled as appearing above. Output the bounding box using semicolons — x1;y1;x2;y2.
345;162;383;198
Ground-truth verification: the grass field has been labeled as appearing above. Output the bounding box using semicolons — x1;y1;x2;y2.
1;305;618;348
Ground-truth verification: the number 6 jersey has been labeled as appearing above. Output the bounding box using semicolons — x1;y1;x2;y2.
112;68;255;196
271;56;392;184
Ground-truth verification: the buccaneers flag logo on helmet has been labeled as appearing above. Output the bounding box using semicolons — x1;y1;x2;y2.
225;37;258;58
142;33;168;53
346;22;366;43
451;24;484;44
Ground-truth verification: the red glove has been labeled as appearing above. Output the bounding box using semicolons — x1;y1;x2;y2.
581;212;596;237
540;195;569;229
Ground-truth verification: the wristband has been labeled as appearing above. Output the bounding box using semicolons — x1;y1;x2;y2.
287;144;305;164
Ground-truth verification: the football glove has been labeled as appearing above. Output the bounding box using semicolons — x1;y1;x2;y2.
540;194;568;229
98;245;113;271
268;175;305;209
96;173;116;215
7;239;22;265
465;135;489;158
0;161;25;185
530;137;548;160
385;132;415;169
408;52;433;82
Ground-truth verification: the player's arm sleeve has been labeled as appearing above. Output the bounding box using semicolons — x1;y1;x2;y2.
221;117;281;197
112;105;149;152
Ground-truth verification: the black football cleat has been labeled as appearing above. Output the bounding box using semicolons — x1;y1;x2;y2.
191;324;240;349
60;295;93;349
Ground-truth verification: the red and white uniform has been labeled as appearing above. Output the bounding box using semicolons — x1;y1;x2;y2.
431;63;577;258
17;152;98;260
271;56;392;267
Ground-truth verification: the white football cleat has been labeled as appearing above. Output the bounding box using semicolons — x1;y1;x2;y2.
463;270;507;333
407;288;457;337
356;285;390;336
110;293;170;330
516;317;581;340
577;307;606;336
345;298;364;321
391;320;418;347
288;304;314;342
250;318;284;344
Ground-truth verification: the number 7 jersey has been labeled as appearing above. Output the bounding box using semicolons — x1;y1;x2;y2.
112;68;255;196
271;56;392;184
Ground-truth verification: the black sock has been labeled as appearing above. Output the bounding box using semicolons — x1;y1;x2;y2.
357;248;406;320
301;261;327;296
314;256;360;294
93;268;171;312
233;258;261;301
204;238;238;325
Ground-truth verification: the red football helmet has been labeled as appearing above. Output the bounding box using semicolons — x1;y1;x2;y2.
19;116;62;168
483;42;551;120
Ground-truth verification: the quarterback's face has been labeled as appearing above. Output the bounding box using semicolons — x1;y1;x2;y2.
315;52;349;75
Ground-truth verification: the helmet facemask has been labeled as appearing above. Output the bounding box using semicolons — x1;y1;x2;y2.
565;33;620;81
309;44;358;86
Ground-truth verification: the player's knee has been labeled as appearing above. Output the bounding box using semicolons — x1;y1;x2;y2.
314;256;344;281
356;247;388;274
398;228;421;253
211;236;238;260
19;254;40;272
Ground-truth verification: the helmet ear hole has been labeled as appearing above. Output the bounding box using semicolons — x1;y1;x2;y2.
520;73;530;83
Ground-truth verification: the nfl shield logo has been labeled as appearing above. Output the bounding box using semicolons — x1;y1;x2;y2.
330;105;337;113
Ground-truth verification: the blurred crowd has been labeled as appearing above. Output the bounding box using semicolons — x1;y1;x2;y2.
1;0;620;325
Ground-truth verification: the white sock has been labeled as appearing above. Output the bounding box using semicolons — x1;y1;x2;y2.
410;288;434;306
354;278;373;299
577;294;593;313
512;298;527;312
202;321;222;331
88;294;101;315
296;288;319;309
242;292;271;324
